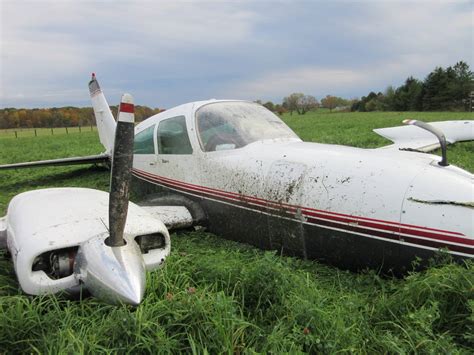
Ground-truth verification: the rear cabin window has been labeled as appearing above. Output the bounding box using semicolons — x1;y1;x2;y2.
157;116;193;154
133;125;155;154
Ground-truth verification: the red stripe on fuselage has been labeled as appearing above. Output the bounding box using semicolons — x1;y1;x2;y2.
132;168;473;251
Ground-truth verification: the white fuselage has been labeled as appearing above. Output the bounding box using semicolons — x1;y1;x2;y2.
131;100;473;270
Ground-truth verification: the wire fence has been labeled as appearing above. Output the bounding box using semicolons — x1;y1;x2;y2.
0;126;98;138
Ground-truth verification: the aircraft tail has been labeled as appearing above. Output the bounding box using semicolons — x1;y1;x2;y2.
89;73;117;155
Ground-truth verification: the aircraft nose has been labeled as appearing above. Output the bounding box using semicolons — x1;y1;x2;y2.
75;234;146;305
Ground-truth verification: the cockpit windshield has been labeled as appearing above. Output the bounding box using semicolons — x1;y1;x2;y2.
196;101;299;152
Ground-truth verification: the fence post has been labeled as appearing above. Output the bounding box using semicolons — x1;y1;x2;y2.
90;124;93;131
51;128;54;135
15;131;17;138
35;129;37;137
66;127;69;134
79;125;82;133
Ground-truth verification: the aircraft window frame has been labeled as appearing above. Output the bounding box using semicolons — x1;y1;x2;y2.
133;124;156;155
195;101;299;153
156;115;193;155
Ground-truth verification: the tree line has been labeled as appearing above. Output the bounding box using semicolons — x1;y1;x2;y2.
0;106;163;129
351;61;473;112
256;94;352;115
1;61;471;128
256;61;472;115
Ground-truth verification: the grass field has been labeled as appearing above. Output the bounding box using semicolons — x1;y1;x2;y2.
0;111;473;353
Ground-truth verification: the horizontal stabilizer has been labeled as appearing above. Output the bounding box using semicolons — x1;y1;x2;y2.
0;153;109;170
374;120;474;152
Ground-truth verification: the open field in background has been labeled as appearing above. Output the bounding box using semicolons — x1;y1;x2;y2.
0;125;97;138
0;112;473;353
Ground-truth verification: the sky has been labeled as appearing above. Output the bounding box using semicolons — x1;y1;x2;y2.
0;0;472;109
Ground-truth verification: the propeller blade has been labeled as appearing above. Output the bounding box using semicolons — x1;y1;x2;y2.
107;94;135;247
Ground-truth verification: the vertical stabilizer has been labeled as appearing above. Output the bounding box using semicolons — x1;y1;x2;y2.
89;74;117;155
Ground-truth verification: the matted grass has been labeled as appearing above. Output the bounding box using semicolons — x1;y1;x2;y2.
0;111;473;353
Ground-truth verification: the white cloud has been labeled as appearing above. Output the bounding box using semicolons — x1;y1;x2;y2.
0;0;262;106
223;52;463;101
224;66;365;99
346;1;472;67
222;1;473;102
0;0;472;107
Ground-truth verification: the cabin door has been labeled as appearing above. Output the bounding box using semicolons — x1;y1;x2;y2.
153;115;201;186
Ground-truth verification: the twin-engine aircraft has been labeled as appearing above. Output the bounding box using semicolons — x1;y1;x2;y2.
0;74;473;304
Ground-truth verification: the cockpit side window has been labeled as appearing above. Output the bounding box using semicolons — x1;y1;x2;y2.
157;116;193;155
133;125;155;154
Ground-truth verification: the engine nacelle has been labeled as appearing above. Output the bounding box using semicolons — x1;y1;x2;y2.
0;187;171;305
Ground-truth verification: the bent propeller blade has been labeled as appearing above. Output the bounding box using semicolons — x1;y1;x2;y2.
76;93;145;305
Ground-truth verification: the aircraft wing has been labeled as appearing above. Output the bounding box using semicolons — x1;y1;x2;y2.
0;153;109;170
0;74;118;171
374;120;474;152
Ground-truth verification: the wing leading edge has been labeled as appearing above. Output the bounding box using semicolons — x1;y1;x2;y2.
0;74;117;170
0;153;109;170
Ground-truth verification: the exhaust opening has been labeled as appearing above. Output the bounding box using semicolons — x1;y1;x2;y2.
32;246;79;279
135;233;166;254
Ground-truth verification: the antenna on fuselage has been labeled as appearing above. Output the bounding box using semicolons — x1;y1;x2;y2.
403;119;449;166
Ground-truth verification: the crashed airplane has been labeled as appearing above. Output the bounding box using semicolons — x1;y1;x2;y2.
0;74;473;304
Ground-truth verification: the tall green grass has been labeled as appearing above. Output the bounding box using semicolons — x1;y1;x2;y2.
1;235;472;353
0;111;473;353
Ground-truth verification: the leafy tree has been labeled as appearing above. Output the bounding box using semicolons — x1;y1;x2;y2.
263;101;275;112
283;93;318;115
283;93;304;115
321;95;350;112
275;104;287;115
380;86;396;111
422;67;452;110
449;61;473;110
351;92;380;112
296;95;319;114
392;77;423;111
